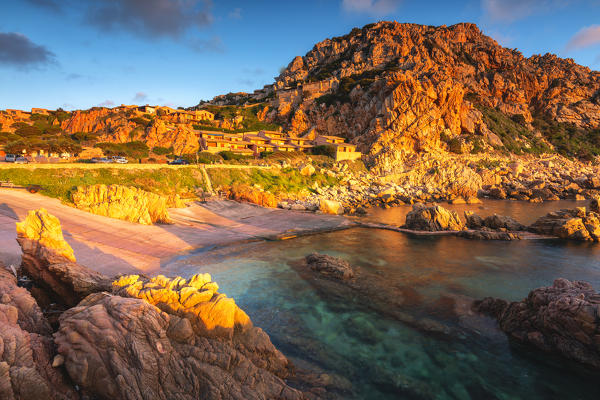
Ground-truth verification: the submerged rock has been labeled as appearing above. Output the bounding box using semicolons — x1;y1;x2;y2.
71;184;175;224
474;278;600;370
305;253;355;281
529;207;600;241
404;203;464;231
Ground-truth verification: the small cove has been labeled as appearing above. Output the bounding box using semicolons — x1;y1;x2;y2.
164;201;600;399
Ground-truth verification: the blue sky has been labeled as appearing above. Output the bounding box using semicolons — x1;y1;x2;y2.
1;0;599;111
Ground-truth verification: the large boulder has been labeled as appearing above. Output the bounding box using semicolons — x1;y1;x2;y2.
0;264;79;400
55;275;305;400
529;208;600;241
319;199;344;215
16;209;112;307
71;184;173;225
227;184;277;208
404;204;464;231
474;279;600;369
305;253;355;281
465;211;525;231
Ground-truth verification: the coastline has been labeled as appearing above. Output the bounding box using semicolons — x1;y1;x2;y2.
0;188;354;275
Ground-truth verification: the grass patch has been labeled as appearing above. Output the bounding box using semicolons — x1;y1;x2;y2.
0;167;205;202
207;167;339;196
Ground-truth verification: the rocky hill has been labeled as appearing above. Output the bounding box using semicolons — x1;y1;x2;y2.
260;22;600;172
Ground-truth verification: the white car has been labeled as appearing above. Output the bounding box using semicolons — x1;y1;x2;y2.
112;156;128;164
4;154;17;162
14;157;29;164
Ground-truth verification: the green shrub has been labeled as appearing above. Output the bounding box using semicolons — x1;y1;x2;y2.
311;145;336;158
152;146;173;155
94;141;149;158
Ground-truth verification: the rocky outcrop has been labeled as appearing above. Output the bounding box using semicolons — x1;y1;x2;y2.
226;184;277;208
464;211;525;231
474;278;600;370
71;184;179;224
319;199;344;215
0;264;79;400
268;21;600;171
16;209;111;307
305;253;354;281
12;209;311;399
404;203;464;231
55;274;304;400
529;207;600;241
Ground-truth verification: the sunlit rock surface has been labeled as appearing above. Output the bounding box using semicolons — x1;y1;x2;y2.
71;184;182;224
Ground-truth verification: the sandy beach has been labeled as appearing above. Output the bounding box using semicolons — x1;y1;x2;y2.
0;188;354;276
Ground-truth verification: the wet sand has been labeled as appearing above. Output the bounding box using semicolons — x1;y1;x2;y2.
0;188;354;276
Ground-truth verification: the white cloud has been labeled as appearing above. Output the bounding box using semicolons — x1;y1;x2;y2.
481;0;566;23
565;25;600;51
133;92;148;102
341;0;401;16
98;100;115;107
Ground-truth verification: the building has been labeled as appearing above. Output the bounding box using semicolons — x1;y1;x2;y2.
313;135;345;145
286;136;313;152
138;105;156;114
31;108;50;115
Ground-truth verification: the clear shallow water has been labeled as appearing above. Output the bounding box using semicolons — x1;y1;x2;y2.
166;207;600;399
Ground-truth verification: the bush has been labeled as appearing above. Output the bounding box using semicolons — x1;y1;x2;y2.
94;141;149;158
311;145;336;159
152;146;173;155
218;151;250;161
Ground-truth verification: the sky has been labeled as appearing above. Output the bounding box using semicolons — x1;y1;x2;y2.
1;0;599;111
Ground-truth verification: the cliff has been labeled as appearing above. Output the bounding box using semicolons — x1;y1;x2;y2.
266;22;600;171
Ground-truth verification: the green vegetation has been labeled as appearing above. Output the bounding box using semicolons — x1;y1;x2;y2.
207;167;339;196
311;144;337;158
315;70;379;106
94;141;149;159
197;104;281;132
532;114;600;160
476;105;552;155
151;146;173;156
0;167;205;202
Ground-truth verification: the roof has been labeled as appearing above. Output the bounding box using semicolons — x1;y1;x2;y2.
317;135;345;140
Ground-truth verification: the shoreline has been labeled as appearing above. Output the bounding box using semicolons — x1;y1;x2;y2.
0;188;354;276
0;188;592;277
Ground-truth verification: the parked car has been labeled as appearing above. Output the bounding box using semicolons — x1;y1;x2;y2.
4;154;17;162
14;157;29;164
111;156;128;164
91;157;112;163
168;158;189;165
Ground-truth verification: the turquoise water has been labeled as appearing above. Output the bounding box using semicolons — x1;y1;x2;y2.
165;206;600;399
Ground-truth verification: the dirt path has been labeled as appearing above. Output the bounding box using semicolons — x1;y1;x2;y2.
0;188;354;276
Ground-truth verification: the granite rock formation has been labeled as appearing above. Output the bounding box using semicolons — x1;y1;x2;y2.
13;209;309;400
270;21;600;171
529;207;600;241
71;184;182;224
404;203;464;231
226;184;278;208
56;275;304;400
0;264;79;400
16;209;110;307
474;278;600;369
